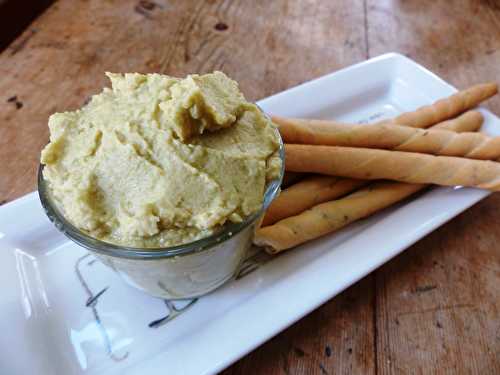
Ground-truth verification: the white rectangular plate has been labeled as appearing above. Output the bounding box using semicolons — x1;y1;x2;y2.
1;53;497;375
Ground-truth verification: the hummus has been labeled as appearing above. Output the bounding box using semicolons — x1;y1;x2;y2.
41;72;281;247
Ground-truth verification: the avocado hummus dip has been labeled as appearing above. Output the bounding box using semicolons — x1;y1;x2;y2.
40;71;281;248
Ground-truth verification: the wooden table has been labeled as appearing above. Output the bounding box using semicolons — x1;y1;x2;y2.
1;1;499;373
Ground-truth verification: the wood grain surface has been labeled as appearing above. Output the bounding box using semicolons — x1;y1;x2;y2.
1;0;499;374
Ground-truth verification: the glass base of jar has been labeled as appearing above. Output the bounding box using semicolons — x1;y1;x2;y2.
92;222;255;299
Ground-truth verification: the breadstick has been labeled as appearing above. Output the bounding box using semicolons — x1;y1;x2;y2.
259;93;489;251
378;83;497;128
264;111;482;227
432;110;483;131
274;110;482;145
258;106;485;251
285;144;500;190
274;114;498;160
262;176;366;226
255;182;424;253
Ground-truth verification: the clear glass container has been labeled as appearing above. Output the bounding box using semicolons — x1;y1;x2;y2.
38;131;284;300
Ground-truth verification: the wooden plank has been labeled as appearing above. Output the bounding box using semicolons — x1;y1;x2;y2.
367;1;500;373
366;0;500;110
375;202;500;374
0;0;374;373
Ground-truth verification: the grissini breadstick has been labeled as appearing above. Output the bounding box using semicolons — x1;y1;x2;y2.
432;110;483;131
255;182;424;253
256;106;485;251
263;111;482;227
258;94;489;251
274;110;483;146
285;144;500;190
377;83;497;128
262;176;366;226
274;114;499;160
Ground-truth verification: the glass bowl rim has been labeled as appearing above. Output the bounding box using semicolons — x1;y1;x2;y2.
38;129;284;260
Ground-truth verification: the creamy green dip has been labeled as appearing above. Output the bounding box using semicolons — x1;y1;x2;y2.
41;72;281;247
